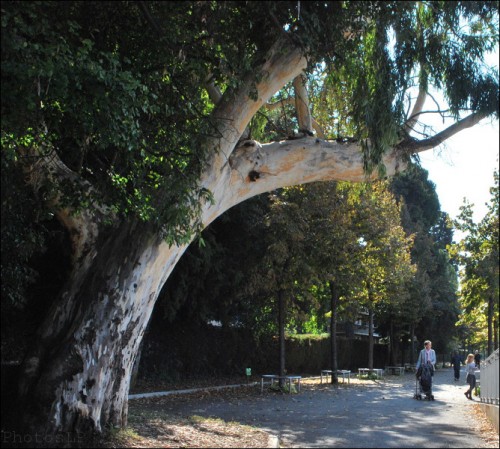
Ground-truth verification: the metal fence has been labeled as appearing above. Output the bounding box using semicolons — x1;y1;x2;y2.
480;348;499;406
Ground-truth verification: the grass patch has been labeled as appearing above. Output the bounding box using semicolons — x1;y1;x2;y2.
288;333;329;341
268;383;299;394
104;426;142;446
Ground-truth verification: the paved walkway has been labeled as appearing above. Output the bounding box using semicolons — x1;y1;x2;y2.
139;368;497;448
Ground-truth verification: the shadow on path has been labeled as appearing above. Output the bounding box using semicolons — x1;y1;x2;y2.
137;368;495;448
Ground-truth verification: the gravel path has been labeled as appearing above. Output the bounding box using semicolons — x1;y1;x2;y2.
131;368;498;448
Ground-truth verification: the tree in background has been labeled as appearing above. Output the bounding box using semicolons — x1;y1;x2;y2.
248;187;317;383
389;164;459;362
298;181;361;384
352;182;416;370
453;170;499;355
291;180;415;379
2;1;498;437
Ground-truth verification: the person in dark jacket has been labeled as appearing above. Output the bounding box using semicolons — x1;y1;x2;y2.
474;350;481;369
450;352;462;381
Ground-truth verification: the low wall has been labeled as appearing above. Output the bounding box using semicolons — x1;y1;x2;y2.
477;403;499;434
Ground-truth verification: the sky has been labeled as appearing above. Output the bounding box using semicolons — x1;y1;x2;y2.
418;118;499;241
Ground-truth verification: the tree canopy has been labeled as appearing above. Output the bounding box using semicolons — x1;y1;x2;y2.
2;1;498;312
453;170;499;354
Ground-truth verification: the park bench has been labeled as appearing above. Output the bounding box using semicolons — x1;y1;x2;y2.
260;374;302;393
358;368;384;379
385;366;405;375
320;369;351;384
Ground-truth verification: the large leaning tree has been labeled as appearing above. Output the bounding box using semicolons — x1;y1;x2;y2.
1;1;498;437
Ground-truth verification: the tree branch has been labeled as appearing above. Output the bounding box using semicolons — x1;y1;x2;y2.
20;142;113;267
404;85;427;132
206;35;307;173
265;96;326;138
397;112;488;154
293;75;313;133
312;117;326;139
204;73;223;105
265;96;295;111
199;137;405;227
202;109;488;228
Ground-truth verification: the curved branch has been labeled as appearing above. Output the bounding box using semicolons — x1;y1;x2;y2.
398;112;488;154
21;143;113;267
404;85;427;132
200;137;405;227
204;74;223;105
202;109;488;228
207;36;307;173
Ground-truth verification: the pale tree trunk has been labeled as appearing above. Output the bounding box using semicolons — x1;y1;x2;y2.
17;220;181;434
15;31;484;438
17;124;405;438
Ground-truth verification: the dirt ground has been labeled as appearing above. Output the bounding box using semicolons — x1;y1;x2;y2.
102;373;499;448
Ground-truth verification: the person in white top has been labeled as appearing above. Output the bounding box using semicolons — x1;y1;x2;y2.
464;353;477;400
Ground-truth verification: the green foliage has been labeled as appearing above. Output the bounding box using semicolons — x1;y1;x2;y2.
359;372;379;381
452;170;499;350
0;157;49;307
2;1;497;213
389;163;460;353
301;1;499;171
1;1;216;240
288;333;330;342
2;1;498;312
